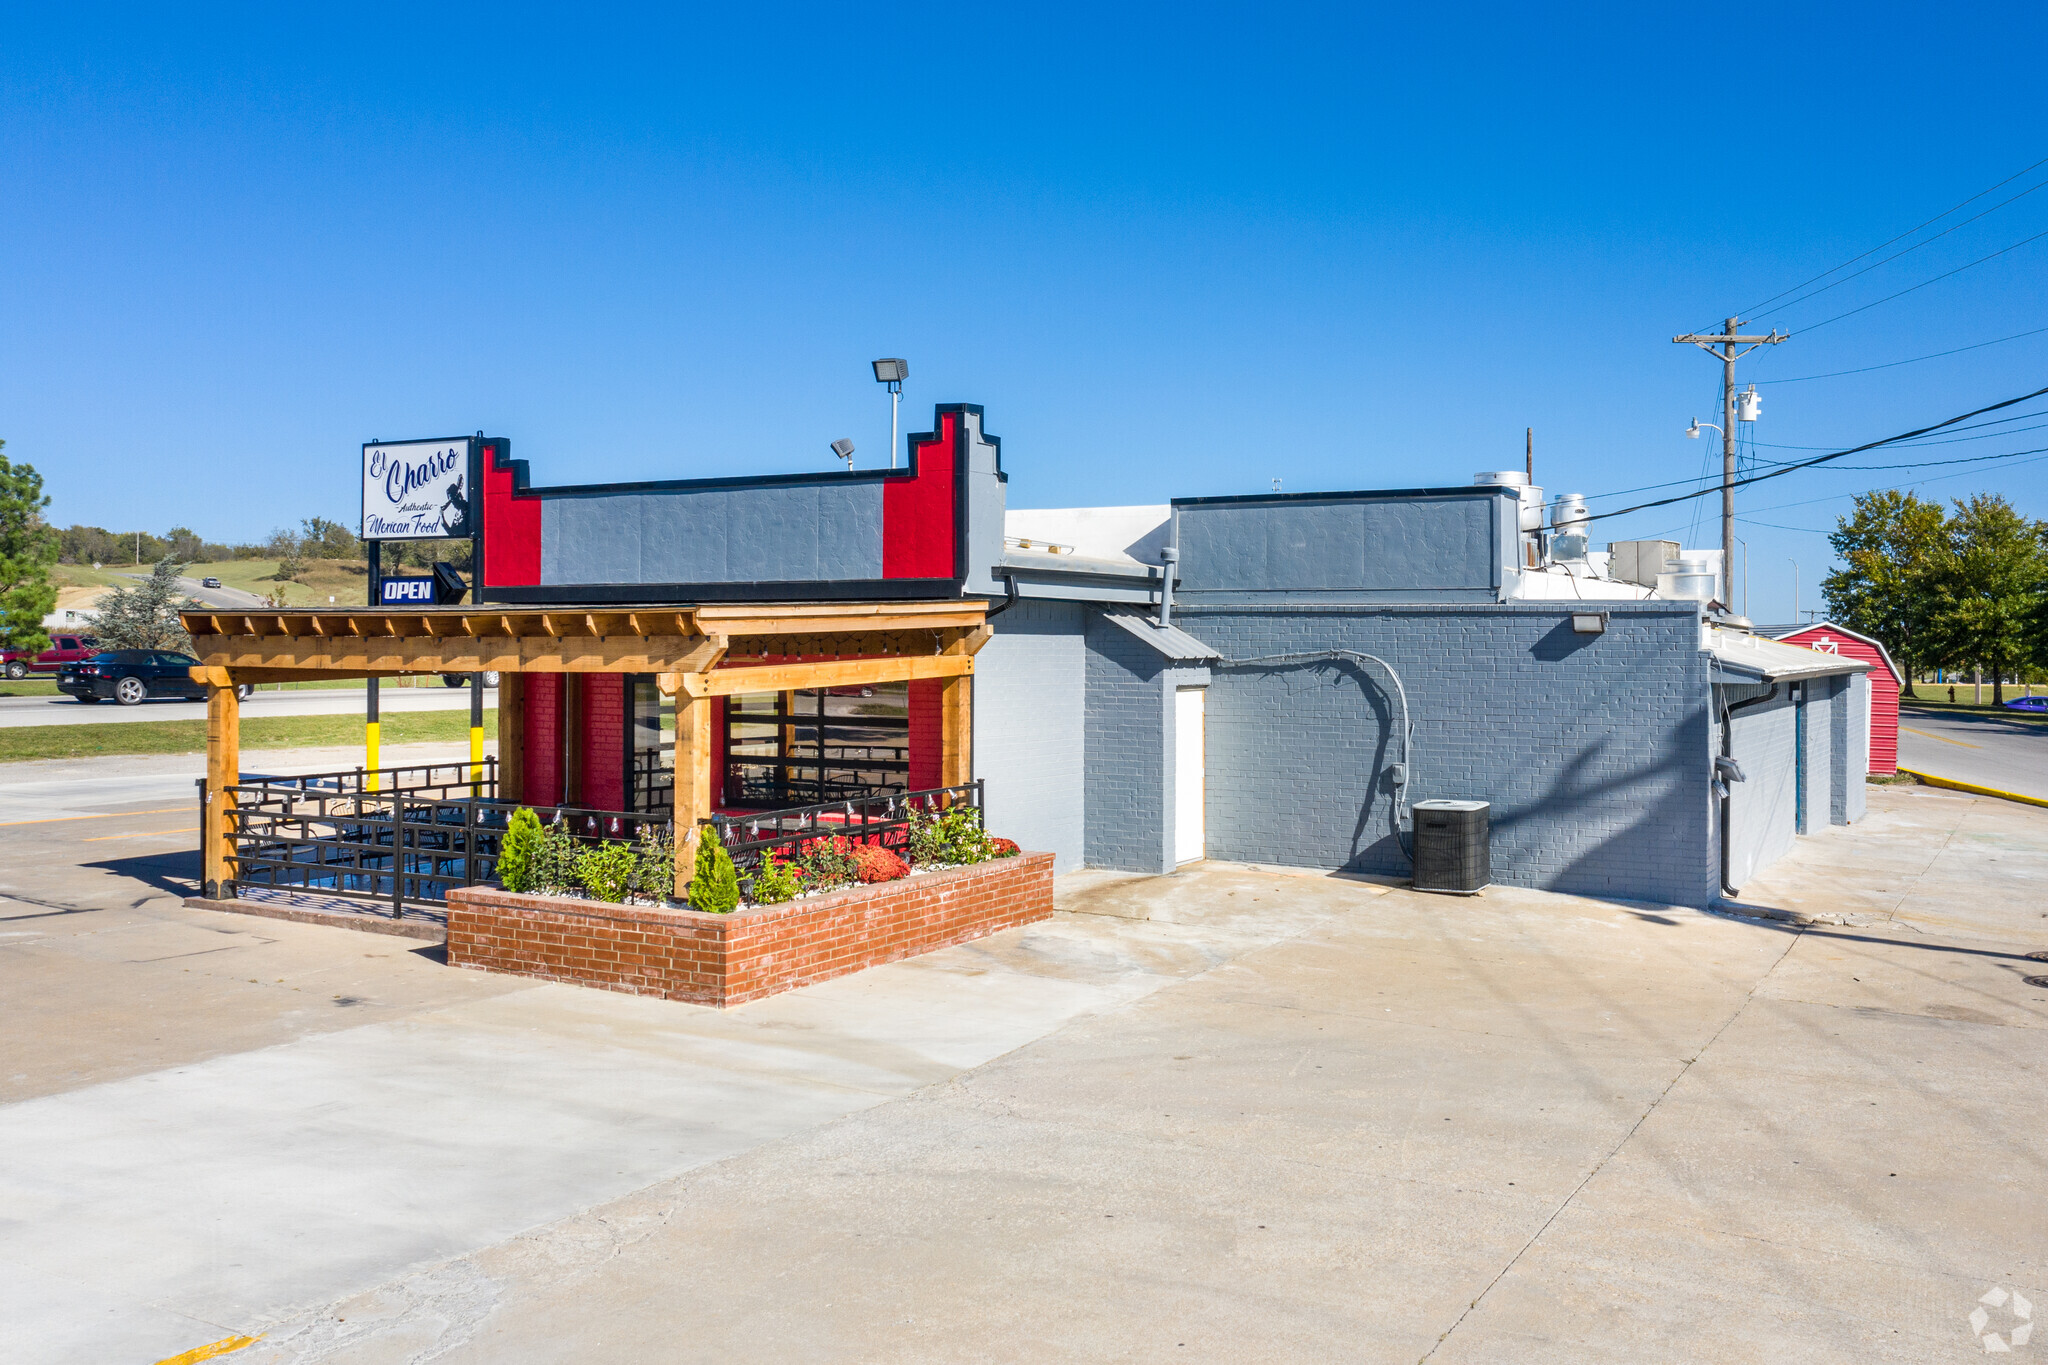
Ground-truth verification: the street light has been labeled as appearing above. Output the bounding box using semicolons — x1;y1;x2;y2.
829;438;855;471
1685;418;1723;439
872;358;907;468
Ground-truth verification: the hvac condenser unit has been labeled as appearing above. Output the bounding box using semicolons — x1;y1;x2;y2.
1411;799;1491;894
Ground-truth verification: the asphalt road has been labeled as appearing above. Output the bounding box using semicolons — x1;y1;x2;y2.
1897;704;2048;801
171;574;271;609
0;685;493;728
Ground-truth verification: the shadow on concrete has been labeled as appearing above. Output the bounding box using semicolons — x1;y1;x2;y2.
81;849;200;901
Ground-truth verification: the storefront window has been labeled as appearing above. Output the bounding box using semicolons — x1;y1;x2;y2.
627;676;673;815
723;683;909;809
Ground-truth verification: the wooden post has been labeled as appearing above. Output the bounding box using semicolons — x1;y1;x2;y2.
661;674;713;899
939;676;971;789
937;624;986;791
497;672;525;804
202;673;241;899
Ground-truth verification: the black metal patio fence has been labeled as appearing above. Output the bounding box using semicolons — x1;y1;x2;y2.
705;781;983;884
205;759;664;918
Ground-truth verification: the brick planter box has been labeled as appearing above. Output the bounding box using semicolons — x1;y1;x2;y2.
444;851;1054;1007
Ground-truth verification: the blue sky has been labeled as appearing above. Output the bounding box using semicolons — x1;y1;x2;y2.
5;3;2046;622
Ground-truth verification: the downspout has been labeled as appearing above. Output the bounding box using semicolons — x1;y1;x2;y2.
982;569;1020;620
1717;678;1779;897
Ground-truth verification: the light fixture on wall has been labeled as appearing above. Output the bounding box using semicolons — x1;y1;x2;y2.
1571;612;1608;635
872;358;908;469
829;438;855;471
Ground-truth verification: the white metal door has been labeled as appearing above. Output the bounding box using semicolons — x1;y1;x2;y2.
1175;687;1205;863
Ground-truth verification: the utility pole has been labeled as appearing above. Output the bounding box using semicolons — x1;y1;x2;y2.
1525;427;1533;482
1672;318;1786;606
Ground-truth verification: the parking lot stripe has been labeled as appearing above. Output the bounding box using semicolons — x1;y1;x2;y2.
0;806;190;827
152;1334;262;1365
83;826;199;841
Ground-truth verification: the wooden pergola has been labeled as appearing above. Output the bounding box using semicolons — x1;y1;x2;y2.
180;600;990;899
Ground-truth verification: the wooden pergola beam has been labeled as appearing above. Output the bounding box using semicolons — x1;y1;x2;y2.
678;652;973;699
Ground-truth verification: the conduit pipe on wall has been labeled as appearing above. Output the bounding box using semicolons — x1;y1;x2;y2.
1716;676;1779;897
1213;650;1418;864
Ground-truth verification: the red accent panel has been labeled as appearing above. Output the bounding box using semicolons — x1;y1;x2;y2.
581;674;626;812
710;697;727;809
1778;627;1901;774
523;673;562;806
907;679;943;790
882;410;957;579
481;444;542;587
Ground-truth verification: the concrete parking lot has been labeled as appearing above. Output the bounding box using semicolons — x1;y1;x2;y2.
1898;703;2048;802
2;746;2044;1363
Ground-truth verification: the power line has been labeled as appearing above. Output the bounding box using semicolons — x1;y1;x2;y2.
1755;325;2048;384
1752;412;2048;450
1737;152;2048;317
1789;224;2048;334
1754;176;2048;321
1585;382;2048;523
1580;436;2048;506
1631;448;2048;541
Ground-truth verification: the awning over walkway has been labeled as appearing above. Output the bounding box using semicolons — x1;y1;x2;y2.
1707;626;1872;683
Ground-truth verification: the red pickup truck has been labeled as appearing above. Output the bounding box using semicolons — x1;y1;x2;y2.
3;633;100;679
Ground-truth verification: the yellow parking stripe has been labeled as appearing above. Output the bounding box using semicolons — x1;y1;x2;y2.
83;826;199;841
153;1333;263;1364
1899;769;2048;809
1900;726;1980;749
0;805;191;827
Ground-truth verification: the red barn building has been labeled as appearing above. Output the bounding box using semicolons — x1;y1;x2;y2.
1762;621;1902;774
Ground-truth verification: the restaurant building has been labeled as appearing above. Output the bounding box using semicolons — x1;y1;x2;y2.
184;400;1870;911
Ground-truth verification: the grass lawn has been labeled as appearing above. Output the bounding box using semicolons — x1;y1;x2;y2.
0;680;62;697
0;708;496;763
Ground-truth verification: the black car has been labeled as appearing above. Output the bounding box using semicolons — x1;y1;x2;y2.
59;650;210;705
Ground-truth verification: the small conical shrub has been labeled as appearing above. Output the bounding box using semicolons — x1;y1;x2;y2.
686;832;740;914
498;807;543;892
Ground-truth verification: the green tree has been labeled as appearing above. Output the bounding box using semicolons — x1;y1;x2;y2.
1822;490;1948;697
686;833;740;913
497;807;543;893
89;557;202;651
0;446;60;657
1927;493;2047;706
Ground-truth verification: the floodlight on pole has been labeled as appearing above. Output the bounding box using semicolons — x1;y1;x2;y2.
829;437;855;471
872;358;907;468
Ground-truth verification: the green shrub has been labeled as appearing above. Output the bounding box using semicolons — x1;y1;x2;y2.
907;803;992;866
686;833;740;914
629;824;676;902
794;835;858;892
531;816;582;894
575;840;636;903
748;851;801;905
497;807;543;892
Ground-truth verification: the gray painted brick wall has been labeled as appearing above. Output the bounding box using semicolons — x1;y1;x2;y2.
1843;673;1869;823
540;480;884;586
1727;690;1797;890
1803;677;1837;834
1083;612;1173;872
977;599;1087;869
1177;601;1720;906
1174;492;1513;603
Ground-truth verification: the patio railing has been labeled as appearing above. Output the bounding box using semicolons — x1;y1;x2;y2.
705;781;983;886
206;760;664;918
